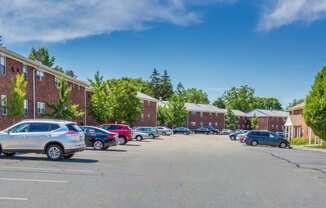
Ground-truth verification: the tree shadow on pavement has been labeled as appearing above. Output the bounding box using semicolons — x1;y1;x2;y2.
0;155;98;163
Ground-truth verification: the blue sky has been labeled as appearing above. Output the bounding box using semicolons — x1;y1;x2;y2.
2;0;326;107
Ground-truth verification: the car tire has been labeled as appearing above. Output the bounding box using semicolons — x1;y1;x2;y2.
46;144;64;161
94;140;105;150
3;152;16;157
63;154;74;159
251;140;258;146
136;135;143;141
162;132;167;136
279;142;288;148
119;136;128;145
150;134;155;139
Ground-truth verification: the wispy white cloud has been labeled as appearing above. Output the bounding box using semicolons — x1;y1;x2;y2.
259;0;326;31
0;0;234;43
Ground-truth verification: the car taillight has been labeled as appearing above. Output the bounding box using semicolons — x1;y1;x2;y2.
107;134;115;139
65;130;78;137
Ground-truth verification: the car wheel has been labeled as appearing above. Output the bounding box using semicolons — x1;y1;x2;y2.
119;136;128;145
162;132;167;136
136;135;143;141
94;140;105;150
279;142;287;148
150;134;155;139
251;140;258;146
63;154;74;159
46;144;63;161
3;152;16;157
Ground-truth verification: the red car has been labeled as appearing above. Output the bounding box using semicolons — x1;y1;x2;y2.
99;124;132;145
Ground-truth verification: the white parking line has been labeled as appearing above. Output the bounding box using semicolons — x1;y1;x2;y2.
0;177;68;183
0;166;95;174
0;197;28;201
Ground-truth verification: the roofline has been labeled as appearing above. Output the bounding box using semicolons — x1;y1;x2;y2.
0;47;89;88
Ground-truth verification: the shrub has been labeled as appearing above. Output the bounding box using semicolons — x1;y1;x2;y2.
290;137;309;146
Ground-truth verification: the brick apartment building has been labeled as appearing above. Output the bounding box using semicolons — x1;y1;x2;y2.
284;102;319;142
247;109;289;132
186;103;225;130
0;47;158;130
232;110;251;130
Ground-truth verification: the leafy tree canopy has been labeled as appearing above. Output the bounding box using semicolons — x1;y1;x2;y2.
304;66;326;140
223;85;256;112
287;98;304;110
225;109;236;130
8;74;27;120
167;94;188;127
213;97;225;108
254;97;282;110
45;75;84;120
149;68;173;100
183;88;209;104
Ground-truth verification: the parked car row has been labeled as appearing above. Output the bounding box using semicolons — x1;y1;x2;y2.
229;130;290;149
0;120;176;161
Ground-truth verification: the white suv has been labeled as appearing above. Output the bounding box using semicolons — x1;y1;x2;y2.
0;120;86;160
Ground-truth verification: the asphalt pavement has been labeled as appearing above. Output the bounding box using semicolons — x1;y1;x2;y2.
0;134;325;208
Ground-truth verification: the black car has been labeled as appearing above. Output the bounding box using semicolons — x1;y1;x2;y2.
194;127;211;135
207;126;219;134
81;126;118;150
173;127;191;135
244;131;290;148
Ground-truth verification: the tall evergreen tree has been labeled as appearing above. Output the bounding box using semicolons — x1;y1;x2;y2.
149;68;161;99
28;48;55;68
160;70;174;100
304;66;326;141
176;82;185;95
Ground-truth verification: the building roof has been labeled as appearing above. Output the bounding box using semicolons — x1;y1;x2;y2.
288;102;305;111
232;109;247;117
284;115;303;127
0;47;89;87
247;109;289;118
185;103;226;113
137;92;158;102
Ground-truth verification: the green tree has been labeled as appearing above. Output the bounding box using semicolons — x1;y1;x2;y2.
223;85;256;112
54;65;65;73
175;82;185;95
254;97;282;110
45;75;84;120
120;77;153;96
160;70;174;100
183;88;209;104
225;109;236;130
157;105;172;126
304;66;326;141
167;94;188;127
149;68;161;99
8;74;27;122
251;114;258;130
213;97;225;108
28;48;55;68
88;71;111;123
106;79;142;124
65;69;77;79
287;98;304;110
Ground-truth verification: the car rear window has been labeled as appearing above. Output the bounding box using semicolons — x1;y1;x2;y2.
66;124;83;132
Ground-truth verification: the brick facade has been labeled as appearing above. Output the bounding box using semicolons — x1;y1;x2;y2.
187;111;225;130
247;109;288;132
0;48;159;130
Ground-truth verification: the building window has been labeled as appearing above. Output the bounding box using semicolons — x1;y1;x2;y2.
36;70;44;81
1;95;8;115
191;111;196;116
200;122;203;127
0;55;5;76
215;122;218;127
147;114;151;119
54;77;60;88
200;112;203;118
24;99;28;116
191;122;196;126
209;122;212;126
23;65;28;80
141;113;144;120
37;102;45;114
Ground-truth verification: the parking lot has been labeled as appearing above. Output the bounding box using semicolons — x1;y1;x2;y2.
1;134;326;208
